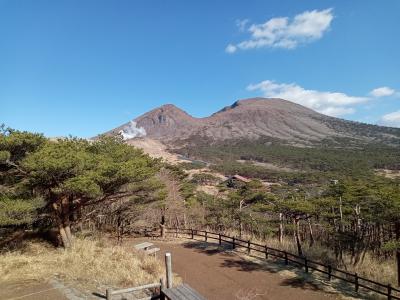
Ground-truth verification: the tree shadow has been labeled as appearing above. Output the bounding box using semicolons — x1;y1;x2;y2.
179;240;376;299
279;277;321;291
0;229;61;252
220;257;274;273
181;240;235;257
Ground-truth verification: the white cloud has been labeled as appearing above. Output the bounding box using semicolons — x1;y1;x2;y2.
370;86;395;97
226;8;333;52
225;44;237;53
247;80;368;117
381;111;400;127
236;19;249;32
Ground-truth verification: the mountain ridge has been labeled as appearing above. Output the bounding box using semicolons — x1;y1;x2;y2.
105;97;400;147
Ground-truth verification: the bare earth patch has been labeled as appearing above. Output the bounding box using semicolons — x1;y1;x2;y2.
126;237;373;300
236;159;298;173
375;168;400;179
126;138;188;164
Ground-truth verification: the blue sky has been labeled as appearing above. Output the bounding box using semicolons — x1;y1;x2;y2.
1;0;399;137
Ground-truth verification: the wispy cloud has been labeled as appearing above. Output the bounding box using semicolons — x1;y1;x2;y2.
226;8;333;53
381;110;400;127
247;80;368;117
369;86;395;97
225;44;237;54
235;19;249;32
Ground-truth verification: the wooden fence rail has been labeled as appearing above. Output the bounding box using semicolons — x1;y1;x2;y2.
165;227;400;300
106;282;162;300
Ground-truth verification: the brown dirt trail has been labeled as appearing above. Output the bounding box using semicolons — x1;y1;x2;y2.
130;238;345;300
0;281;68;300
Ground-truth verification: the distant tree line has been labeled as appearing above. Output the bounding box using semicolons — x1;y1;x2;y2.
176;137;400;182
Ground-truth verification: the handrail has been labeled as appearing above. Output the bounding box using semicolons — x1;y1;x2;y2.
165;227;400;300
106;282;161;299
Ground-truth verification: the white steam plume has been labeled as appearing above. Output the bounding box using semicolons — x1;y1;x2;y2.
119;121;146;140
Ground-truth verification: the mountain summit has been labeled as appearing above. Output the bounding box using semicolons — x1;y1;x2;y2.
106;98;400;146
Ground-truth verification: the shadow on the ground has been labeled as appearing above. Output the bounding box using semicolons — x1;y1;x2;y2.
181;239;234;256
279;277;321;291
220;257;275;272
180;240;378;299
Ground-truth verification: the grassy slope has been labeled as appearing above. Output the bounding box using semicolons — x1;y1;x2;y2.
0;237;163;288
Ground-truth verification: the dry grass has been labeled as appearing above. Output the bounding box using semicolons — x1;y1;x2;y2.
263;236;396;285
218;229;397;286
0;237;163;288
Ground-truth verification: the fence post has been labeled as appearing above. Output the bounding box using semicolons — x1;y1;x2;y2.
160;277;164;290
160;224;165;238
284;252;288;265
387;284;392;300
205;231;208;242
233;237;236;249
160;278;165;300
328;265;332;281
354;273;359;293
165;253;173;288
265;245;269;259
191;229;194;239
247;240;251;255
106;289;112;300
304;257;308;273
218;233;221;245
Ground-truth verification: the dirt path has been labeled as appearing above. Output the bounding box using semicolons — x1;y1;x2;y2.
0;281;69;300
0;237;357;300
130;237;348;300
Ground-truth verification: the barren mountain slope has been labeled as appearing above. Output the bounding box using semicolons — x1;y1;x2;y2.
106;98;400;147
125;138;188;163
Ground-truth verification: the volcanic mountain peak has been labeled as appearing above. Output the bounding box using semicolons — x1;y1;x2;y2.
219;97;287;109
141;103;194;120
213;98;316;116
155;103;187;113
143;98;317;122
106;97;400;146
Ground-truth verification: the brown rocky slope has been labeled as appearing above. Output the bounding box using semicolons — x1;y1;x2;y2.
106;98;400;147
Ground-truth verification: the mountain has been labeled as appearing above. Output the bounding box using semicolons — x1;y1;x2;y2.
106;98;400;147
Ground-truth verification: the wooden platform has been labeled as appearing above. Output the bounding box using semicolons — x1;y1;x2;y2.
162;284;206;300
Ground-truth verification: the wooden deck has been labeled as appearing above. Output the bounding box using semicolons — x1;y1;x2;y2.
162;284;206;300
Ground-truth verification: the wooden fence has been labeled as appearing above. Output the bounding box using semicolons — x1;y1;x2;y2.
165;227;400;300
106;282;162;300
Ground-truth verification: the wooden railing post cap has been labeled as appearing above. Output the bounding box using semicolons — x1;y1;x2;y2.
165;252;173;288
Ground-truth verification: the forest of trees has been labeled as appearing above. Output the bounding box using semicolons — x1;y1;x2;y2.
0;126;163;247
176;137;400;181
1;126;400;287
150;169;400;286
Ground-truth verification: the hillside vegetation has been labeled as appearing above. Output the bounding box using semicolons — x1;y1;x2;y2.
176;137;400;182
0;125;162;248
0;126;165;293
2;125;400;291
